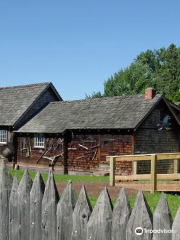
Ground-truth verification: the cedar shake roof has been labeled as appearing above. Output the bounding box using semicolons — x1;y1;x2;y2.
0;82;62;127
17;94;163;133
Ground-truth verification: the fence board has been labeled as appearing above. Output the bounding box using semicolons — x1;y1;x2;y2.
126;191;152;240
9;176;18;240
57;180;77;240
153;192;173;240
71;185;92;240
111;188;131;240
87;187;113;240
172;206;180;240
0;164;180;240
0;161;13;240
17;170;32;240
30;172;45;240
42;169;59;240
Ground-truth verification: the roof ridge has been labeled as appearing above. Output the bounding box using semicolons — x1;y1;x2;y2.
0;82;50;90
49;93;162;104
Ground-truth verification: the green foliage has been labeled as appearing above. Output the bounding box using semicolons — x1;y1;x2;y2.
85;91;103;99
89;44;180;102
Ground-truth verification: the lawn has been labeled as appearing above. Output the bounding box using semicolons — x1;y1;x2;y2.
8;168;180;218
88;192;180;218
9;168;109;183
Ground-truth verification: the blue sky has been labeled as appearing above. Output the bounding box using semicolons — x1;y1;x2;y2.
0;1;180;100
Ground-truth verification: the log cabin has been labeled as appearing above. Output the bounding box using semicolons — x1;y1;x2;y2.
0;82;62;162
16;88;180;174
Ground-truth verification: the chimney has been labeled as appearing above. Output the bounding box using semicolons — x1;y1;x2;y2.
145;87;156;100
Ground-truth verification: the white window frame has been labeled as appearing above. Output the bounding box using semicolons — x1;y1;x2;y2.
34;134;45;148
0;130;7;144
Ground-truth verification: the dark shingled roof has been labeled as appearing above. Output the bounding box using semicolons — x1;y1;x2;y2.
17;94;163;133
0;82;60;126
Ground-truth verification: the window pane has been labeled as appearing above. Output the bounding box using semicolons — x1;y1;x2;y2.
0;130;7;143
34;134;45;147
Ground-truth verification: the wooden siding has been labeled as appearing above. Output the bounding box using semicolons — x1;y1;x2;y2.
68;134;133;172
17;135;64;166
134;102;180;174
17;133;133;172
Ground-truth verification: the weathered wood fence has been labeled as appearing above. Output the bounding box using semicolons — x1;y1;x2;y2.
0;161;180;240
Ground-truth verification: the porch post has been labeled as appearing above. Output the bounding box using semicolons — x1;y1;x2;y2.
150;154;157;193
12;132;18;169
63;136;68;174
174;159;179;174
110;157;115;186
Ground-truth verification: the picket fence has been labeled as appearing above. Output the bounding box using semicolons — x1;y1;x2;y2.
0;161;180;240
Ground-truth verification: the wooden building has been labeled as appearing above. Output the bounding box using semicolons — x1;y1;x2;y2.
0;82;62;161
16;88;180;174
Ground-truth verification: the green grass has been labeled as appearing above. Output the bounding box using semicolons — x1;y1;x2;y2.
8;168;180;218
129;192;180;218
9;168;109;183
88;192;180;219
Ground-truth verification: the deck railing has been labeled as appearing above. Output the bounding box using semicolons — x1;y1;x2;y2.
106;153;180;193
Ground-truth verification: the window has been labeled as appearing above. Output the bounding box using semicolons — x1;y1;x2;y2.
0;130;7;144
104;140;109;145
34;134;45;148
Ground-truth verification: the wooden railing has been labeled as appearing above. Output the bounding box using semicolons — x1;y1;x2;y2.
106;153;180;193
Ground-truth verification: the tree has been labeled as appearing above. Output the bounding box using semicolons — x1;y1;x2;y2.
85;91;103;99
88;44;180;102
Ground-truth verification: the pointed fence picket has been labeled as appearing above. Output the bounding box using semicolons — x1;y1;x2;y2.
172;206;180;240
71;185;92;240
42;169;59;240
87;187;113;240
111;188;131;240
0;161;12;240
153;192;173;240
17;169;32;240
9;176;18;240
126;191;152;240
0;161;180;239
30;171;45;240
57;180;76;240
